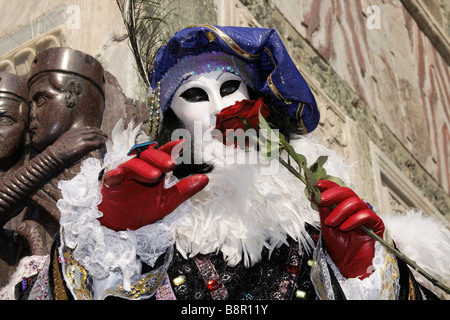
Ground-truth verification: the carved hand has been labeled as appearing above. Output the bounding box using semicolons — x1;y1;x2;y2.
50;126;107;166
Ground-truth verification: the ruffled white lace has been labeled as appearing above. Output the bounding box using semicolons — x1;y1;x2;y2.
311;232;401;300
327;237;401;300
57;120;189;293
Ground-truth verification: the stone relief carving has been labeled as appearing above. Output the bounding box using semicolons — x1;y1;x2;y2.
385;187;409;216
215;0;262;27
0;72;31;286
371;143;450;227
0;46;108;286
315;95;349;159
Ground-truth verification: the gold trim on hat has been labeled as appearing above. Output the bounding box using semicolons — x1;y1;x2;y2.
267;74;285;101
190;24;261;60
264;47;292;104
296;102;308;134
189;25;308;131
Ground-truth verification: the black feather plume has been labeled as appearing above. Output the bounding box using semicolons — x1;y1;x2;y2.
116;0;172;87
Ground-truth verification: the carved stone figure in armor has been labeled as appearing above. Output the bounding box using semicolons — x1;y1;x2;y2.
0;72;30;286
0;48;108;291
0;73;29;175
27;47;106;154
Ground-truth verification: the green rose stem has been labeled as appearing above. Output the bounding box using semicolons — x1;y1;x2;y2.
256;111;450;295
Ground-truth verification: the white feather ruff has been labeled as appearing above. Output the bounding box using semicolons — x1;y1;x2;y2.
175;134;354;267
380;210;450;299
103;118;146;170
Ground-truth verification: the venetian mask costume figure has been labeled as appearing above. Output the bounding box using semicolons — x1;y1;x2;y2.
133;25;390;299
9;25;448;300
75;25;447;300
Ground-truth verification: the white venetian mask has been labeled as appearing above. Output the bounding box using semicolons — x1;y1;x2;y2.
169;70;250;136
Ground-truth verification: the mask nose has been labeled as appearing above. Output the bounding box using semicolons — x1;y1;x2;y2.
209;110;219;128
209;94;225;127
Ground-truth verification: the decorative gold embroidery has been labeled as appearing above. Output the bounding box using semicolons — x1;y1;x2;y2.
52;249;68;300
59;242;173;300
380;231;400;300
62;247;93;300
408;277;417;300
206;31;216;42
111;270;166;299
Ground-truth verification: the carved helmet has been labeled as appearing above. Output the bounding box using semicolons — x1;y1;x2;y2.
28;47;105;98
0;72;29;103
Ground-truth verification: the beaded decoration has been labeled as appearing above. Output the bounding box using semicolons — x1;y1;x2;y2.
147;81;161;138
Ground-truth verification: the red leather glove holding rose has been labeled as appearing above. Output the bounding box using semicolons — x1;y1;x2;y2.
98;140;209;231
314;180;385;279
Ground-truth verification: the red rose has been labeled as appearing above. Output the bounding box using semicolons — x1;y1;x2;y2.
214;97;269;147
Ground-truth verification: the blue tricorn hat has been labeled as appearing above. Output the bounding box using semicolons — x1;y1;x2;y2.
150;25;320;134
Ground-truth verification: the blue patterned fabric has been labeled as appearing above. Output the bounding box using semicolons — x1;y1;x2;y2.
150;25;320;133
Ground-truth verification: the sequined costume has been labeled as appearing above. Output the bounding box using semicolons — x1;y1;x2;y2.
12;232;438;300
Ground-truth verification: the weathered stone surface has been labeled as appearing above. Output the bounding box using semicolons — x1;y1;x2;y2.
272;0;450;197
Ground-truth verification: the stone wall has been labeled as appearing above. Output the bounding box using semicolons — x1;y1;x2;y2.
263;0;450;224
0;0;448;224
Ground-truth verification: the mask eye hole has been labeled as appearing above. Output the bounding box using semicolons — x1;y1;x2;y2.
180;87;209;103
220;80;241;97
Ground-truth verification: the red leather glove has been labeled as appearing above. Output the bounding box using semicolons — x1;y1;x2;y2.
314;180;385;279
98;139;209;231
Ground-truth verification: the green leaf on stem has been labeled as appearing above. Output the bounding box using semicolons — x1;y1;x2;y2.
307;155;329;184
284;143;307;169
258;109;282;160
324;175;346;187
304;187;319;211
257;108;273;132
